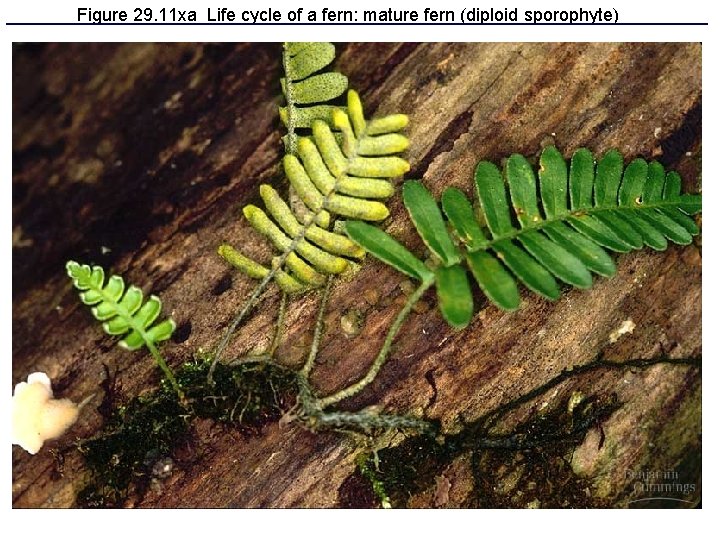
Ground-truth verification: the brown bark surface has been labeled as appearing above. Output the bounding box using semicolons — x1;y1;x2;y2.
12;43;701;508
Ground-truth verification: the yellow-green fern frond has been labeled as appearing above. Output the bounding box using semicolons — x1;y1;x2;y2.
220;90;409;293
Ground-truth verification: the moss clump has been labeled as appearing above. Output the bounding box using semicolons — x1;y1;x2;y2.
76;384;187;507
342;392;619;508
177;359;297;429
341;435;451;508
465;394;619;509
374;435;450;507
76;358;297;508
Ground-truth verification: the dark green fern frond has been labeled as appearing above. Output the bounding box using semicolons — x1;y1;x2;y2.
66;261;181;396
346;147;701;329
280;42;349;154
220;90;409;294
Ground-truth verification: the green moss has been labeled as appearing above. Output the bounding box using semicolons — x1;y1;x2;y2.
356;453;392;508
76;351;698;508
76;357;297;508
178;358;297;427
353;435;452;508
342;392;619;508
464;394;619;508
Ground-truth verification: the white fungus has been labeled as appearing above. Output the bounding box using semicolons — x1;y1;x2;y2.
12;372;79;455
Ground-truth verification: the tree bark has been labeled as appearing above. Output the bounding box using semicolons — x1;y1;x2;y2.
12;43;701;508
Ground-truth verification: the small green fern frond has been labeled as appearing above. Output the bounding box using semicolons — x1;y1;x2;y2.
66;261;181;397
221;90;409;294
346;147;701;329
281;42;349;154
67;261;176;349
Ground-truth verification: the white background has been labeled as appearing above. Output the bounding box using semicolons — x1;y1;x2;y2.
3;0;713;537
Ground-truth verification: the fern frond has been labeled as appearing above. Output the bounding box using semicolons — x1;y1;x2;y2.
220;90;409;294
67;261;176;349
280;42;349;155
346;147;701;329
66;261;181;397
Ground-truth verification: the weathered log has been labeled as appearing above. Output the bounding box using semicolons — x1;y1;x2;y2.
12;43;701;508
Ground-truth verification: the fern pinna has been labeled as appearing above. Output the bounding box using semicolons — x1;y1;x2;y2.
219;90;409;294
346;146;701;329
66;261;180;397
280;42;348;155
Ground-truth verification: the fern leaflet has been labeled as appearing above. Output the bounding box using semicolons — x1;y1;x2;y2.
66;261;180;396
346;147;702;328
280;42;348;155
219;90;409;294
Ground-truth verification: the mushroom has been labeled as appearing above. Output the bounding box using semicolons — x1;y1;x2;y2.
12;372;80;455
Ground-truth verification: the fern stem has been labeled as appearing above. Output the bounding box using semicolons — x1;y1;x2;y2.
210;210;327;383
301;275;335;378
208;270;275;384
146;339;183;401
269;293;288;356
312;408;434;434
316;278;435;408
222;295;286;368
